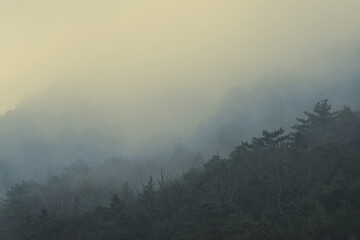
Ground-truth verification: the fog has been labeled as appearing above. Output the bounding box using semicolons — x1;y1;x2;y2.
1;0;360;194
2;0;360;110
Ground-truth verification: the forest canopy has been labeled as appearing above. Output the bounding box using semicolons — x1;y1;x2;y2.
1;99;359;240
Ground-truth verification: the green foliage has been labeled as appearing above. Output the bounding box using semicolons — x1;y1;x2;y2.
1;99;360;240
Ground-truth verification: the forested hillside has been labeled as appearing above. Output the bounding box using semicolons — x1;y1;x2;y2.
1;99;359;240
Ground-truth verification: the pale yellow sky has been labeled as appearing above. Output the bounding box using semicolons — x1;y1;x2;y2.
1;0;360;114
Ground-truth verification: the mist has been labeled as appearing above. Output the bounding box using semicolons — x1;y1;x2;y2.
2;2;360;239
1;0;360;193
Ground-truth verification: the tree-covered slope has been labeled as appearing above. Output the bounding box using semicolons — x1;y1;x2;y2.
1;100;359;240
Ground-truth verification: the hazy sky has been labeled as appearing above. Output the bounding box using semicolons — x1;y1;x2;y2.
0;0;360;188
1;0;360;115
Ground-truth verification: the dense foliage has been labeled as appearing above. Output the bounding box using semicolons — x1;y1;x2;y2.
1;100;359;239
